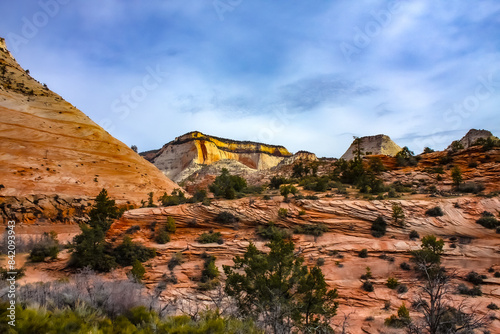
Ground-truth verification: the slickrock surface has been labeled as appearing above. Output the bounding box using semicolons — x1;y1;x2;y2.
341;134;402;160
107;195;500;333
0;38;179;223
144;131;292;182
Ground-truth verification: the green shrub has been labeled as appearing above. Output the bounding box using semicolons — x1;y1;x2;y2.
395;147;417;167
457;284;482;296
384;303;411;328
199;256;220;291
155;230;170;244
278;208;288;218
397;284;408;294
29;232;60;262
164;217;176;233
125;225;140;234
465;271;484;285
270;176;287;189
409;230;420;240
371;216;387;238
0;303;262;334
400;262;411;271
214;211;239;225
487;302;499;310
257;222;291;241
358;249;368;258
426;206;444;217
294;223;328;236
197;231;224;244
130;259;146;282
113;236;156;266
160;188;187;206
458;182;485;194
386;277;399;289
360;267;373;280
280;184;298;199
439;155;453;165
209;168;247;199
362;280;374;292
476;216;499;229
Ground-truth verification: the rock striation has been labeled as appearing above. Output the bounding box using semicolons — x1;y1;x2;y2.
0;37;179;223
107;195;500;333
144;131;293;182
341;135;401;160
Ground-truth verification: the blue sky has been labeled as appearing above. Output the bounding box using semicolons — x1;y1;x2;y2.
1;0;499;157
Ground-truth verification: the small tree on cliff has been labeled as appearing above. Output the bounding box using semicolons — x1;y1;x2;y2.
392;203;405;227
451;166;463;188
224;237;338;333
70;189;119;272
88;188;119;231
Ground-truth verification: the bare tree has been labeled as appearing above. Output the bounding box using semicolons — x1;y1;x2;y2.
408;266;490;334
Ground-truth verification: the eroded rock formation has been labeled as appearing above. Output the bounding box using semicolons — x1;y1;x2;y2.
447;128;498;150
144;131;292;182
0;38;179;223
341;135;402;160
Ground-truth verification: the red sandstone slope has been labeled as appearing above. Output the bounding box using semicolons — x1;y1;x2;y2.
0;38;179;207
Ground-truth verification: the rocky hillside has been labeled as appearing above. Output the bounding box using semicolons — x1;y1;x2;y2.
341;135;401;160
144;131;292;182
105;194;500;333
447;128;498;150
0;37;179;223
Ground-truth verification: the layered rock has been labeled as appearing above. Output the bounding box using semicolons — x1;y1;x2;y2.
106;196;500;333
341;135;401;160
0;37;179;223
447;129;498;150
145;131;292;182
276;150;318;167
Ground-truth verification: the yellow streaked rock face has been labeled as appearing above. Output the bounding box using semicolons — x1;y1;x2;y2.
150;131;292;182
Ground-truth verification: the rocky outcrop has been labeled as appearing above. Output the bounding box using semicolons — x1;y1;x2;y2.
276;150;318;167
341;135;401;160
107;196;500;333
0;37;179;222
447;129;498;150
146;131;292;182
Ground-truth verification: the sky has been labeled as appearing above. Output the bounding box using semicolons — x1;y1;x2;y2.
1;0;499;158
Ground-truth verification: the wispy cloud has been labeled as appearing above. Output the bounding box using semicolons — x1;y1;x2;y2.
0;0;499;157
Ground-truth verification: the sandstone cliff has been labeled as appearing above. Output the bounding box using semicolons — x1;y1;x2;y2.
0;38;179;223
341;134;402;160
145;131;292;182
